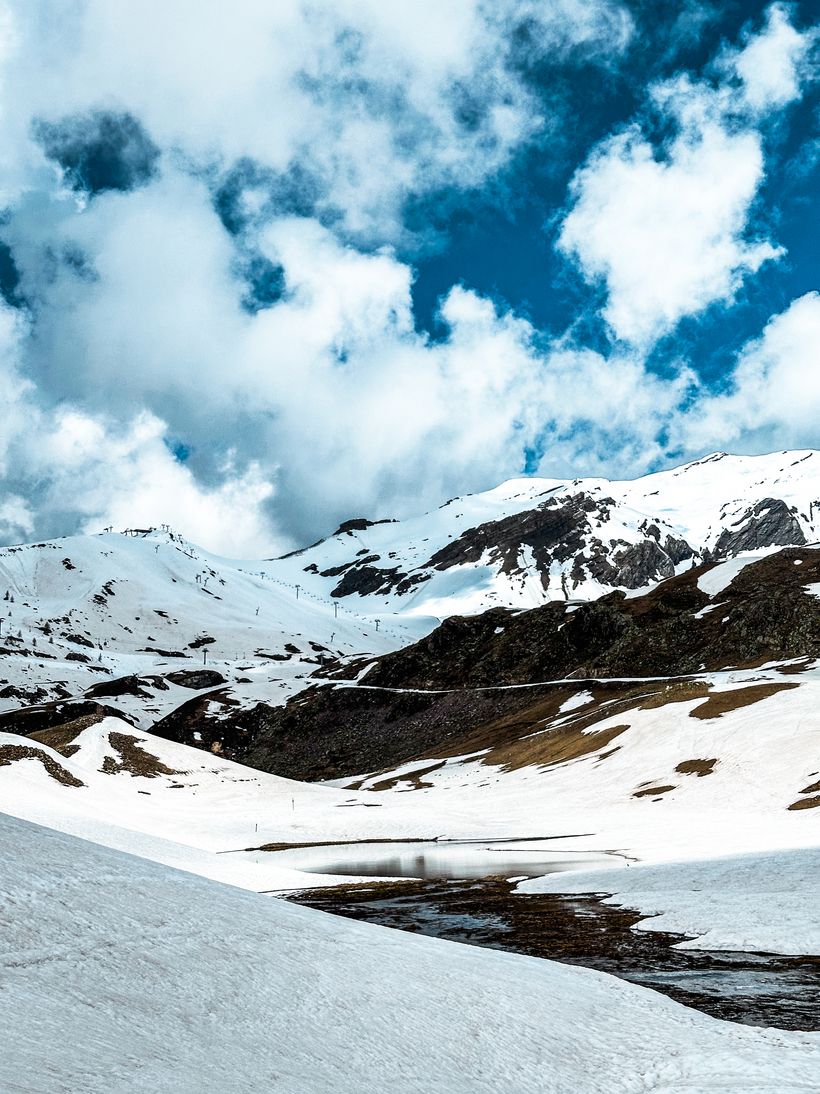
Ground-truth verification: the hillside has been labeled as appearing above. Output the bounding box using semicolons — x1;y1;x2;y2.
269;450;820;617
5;813;818;1094
0;528;413;725
151;546;820;779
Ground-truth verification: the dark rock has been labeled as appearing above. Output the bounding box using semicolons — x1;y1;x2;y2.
712;498;806;559
612;540;675;590
166;669;226;690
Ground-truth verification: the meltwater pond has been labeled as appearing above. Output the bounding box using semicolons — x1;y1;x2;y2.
269;839;613;881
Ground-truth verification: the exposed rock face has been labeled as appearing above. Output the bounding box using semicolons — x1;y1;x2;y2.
711;498;806;559
426;495;593;581
302;492;696;603
613;540;676;589
333;518;395;536
423;493;693;595
329;563;429;598
0;699;129;737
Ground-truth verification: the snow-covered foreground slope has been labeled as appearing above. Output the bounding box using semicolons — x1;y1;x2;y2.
3;812;818;1094
270;449;820;616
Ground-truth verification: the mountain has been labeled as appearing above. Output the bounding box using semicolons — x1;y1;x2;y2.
169;545;820;780
1;448;819;765
2;451;820;1090
0;528;412;722
268;450;820;619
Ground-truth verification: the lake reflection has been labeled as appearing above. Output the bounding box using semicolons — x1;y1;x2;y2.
273;840;610;880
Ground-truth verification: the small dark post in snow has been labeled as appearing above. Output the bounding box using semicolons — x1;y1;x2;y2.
334;601;338;618
295;585;301;600
203;649;207;665
375;619;380;632
255;606;259;616
291;797;295;812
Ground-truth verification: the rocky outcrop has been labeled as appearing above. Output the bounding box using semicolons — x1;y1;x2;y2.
423;492;693;594
711;498;806;559
426;494;593;580
166;669;226;689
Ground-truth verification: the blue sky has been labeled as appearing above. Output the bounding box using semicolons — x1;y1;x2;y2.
0;0;816;553
411;2;819;372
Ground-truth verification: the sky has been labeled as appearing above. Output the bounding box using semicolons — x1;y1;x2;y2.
0;0;817;555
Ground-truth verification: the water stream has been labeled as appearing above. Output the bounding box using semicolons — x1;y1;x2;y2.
282;846;820;1031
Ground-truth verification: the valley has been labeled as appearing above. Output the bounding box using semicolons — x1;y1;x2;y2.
2;450;820;1091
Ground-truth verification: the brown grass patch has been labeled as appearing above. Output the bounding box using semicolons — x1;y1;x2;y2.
100;732;180;778
485;722;630;773
800;778;820;795
675;758;718;777
0;743;84;787
29;713;105;757
252;837;430;853
777;659;814;675
788;795;820;811
635;681;711;710
689;682;798;720
596;746;621;762
633;784;676;798
368;761;447;792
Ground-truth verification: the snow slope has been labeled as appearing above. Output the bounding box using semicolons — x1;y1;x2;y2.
3;812;818;1094
267;449;820;616
519;847;820;955
0;529;416;718
1;662;818;894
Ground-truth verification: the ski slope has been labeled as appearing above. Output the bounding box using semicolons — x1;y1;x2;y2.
0;528;418;717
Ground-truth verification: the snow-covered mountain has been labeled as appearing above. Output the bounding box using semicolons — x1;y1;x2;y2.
272;450;820;618
1;448;817;723
0;528;415;719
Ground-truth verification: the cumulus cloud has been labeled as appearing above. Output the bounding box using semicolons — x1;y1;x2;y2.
682;292;820;453
0;0;814;556
558;4;814;347
0;0;645;552
730;2;818;112
1;0;632;246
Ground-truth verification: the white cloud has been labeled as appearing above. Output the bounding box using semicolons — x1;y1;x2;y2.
21;406;277;556
558;4;814;347
731;2;818;112
682;292;820;452
0;0;633;244
0;1;814;557
559;103;779;345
